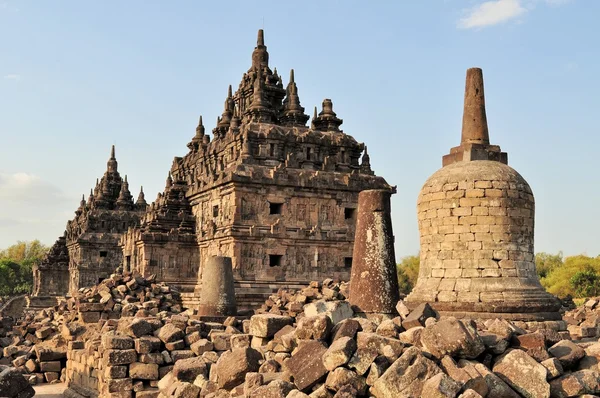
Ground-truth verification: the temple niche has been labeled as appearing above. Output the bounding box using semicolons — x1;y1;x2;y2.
122;29;392;309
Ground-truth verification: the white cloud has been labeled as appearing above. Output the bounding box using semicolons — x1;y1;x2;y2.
0;172;74;248
458;0;527;29
0;172;67;204
457;0;573;29
3;74;21;82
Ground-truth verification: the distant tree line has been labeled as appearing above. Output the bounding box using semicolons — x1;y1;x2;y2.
0;240;49;297
397;251;600;299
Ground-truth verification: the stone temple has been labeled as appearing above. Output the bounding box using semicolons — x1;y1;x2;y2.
32;146;147;304
406;68;561;323
34;30;391;309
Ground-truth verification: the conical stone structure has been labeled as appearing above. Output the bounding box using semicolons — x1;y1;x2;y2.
406;68;561;324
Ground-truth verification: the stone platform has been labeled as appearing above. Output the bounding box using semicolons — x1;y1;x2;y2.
181;280;311;312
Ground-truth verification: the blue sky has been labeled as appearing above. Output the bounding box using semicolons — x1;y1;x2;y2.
1;0;598;258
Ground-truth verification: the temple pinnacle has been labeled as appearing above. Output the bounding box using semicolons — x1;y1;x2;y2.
257;29;264;46
107;145;118;173
290;69;295;84
461;68;490;145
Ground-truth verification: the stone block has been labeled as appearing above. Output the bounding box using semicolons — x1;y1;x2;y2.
421;318;484;359
249;314;293;338
285;340;328;391
214;347;262;390
401;303;436;329
548;340;585;369
156;324;185;344
39;361;61;372
130;362;159;380
172;357;207;383
105;349;138;365
295;315;333;340
103;335;134;350
492;349;549;398
371;346;441;397
421;373;462;398
322;336;356;371
304;300;353;325
135;336;162;354
126;319;154;338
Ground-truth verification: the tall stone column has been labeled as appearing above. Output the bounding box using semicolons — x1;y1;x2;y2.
197;256;237;316
349;189;399;316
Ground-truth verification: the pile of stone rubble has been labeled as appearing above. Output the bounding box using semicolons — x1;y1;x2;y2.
564;297;600;340
55;279;600;398
0;272;183;389
3;275;600;397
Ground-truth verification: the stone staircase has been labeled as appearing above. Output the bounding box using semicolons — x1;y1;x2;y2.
180;280;310;312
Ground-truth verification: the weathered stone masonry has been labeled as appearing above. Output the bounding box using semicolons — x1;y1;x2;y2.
406;67;561;322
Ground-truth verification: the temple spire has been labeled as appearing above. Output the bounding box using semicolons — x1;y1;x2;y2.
136;186;147;208
257;29;264;46
117;174;133;209
281;69;309;127
312;99;343;132
251;29;269;70
442;67;507;166
107;145;118;173
461;68;490;145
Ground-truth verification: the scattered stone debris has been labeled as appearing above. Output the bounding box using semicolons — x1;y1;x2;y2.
0;271;181;389
564;297;600;340
0;274;586;398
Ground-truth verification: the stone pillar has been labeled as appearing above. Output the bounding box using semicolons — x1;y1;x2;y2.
197;256;237;316
461;68;489;145
349;189;399;316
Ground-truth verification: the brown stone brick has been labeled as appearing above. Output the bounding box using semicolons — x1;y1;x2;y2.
438;279;456;291
466;189;485;198
472;206;489;216
467;242;482;250
454;279;471;291
445;269;463;278
485;189;503;197
461;269;480;278
446;190;465;199
459;233;475;242
474;181;492;189
459;198;481;207
437;291;458;302
443;183;458;191
431;269;445;278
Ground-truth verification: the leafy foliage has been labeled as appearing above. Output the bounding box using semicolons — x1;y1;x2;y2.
535;251;563;278
397;255;420;294
0;240;49;297
570;269;600;298
541;254;600;298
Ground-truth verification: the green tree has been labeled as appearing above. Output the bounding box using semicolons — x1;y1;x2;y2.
397;255;420;294
570;269;600;298
535;251;563;278
0;240;49;296
542;254;600;298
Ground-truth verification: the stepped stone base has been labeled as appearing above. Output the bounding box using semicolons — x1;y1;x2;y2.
27;296;62;310
181;280;311;312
